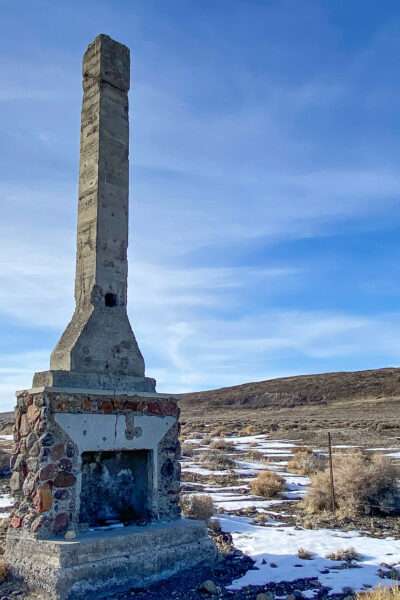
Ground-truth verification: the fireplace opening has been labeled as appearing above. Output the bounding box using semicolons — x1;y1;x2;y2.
79;450;152;527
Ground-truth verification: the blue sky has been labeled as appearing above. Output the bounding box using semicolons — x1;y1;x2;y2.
1;0;400;409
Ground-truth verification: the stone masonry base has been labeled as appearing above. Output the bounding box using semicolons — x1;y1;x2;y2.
6;518;217;599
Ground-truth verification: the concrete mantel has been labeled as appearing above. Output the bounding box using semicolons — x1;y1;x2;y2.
54;412;176;453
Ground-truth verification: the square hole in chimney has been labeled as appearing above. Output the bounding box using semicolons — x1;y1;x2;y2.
105;293;117;307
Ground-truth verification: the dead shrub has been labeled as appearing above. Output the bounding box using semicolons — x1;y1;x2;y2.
181;443;198;457
250;470;285;498
241;424;258;435
303;469;331;514
181;494;214;521
0;559;8;583
287;447;326;475
181;471;208;484
303;450;400;517
357;587;400;600
210;438;235;452
297;547;314;560
244;450;271;464
200;450;236;470
214;472;240;485
326;547;362;562
254;513;268;525
210;427;225;437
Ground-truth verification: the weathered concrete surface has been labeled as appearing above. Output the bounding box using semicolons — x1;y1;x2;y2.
35;33;151;391
32;369;156;393
6;519;217;600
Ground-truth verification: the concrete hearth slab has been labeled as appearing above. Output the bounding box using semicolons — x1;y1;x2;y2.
6;518;217;599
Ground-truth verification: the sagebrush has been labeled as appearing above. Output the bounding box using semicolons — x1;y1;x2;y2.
251;470;285;498
297;547;314;560
210;438;235;452
357;587;400;600
181;494;214;520
245;450;270;463
200;450;236;470
326;547;361;562
181;442;198;457
287;447;326;475
0;560;7;583
303;450;400;517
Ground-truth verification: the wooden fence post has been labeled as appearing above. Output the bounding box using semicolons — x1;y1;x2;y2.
328;431;336;513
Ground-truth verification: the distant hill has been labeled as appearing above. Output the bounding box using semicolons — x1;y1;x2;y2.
179;367;400;445
0;412;14;433
179;367;400;413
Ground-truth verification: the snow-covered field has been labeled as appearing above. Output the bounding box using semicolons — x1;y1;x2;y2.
181;433;400;596
223;516;400;595
0;429;399;595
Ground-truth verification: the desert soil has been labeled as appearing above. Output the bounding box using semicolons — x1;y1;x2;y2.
0;366;399;598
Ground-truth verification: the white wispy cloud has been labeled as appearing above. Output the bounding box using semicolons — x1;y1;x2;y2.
140;310;400;394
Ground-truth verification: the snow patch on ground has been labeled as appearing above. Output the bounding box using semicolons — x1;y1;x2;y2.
0;492;14;516
182;433;400;595
220;515;400;595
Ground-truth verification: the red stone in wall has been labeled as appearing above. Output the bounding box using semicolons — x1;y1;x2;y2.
10;515;22;529
100;399;113;413
33;483;53;513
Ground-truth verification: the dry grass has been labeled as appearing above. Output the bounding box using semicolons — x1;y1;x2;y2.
357;587;400;600
0;559;8;583
181;494;214;521
210;427;226;437
241;424;258;435
303;450;400;517
297;547;314;560
250;470;285;498
181;471;208;483
287;447;326;475
244;450;271;463
254;513;268;525
200;450;236;470
326;547;362;562
214;472;240;485
210;438;235;452
181;470;239;486
181;442;198;457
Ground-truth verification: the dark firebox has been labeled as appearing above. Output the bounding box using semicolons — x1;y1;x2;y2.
79;450;153;526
